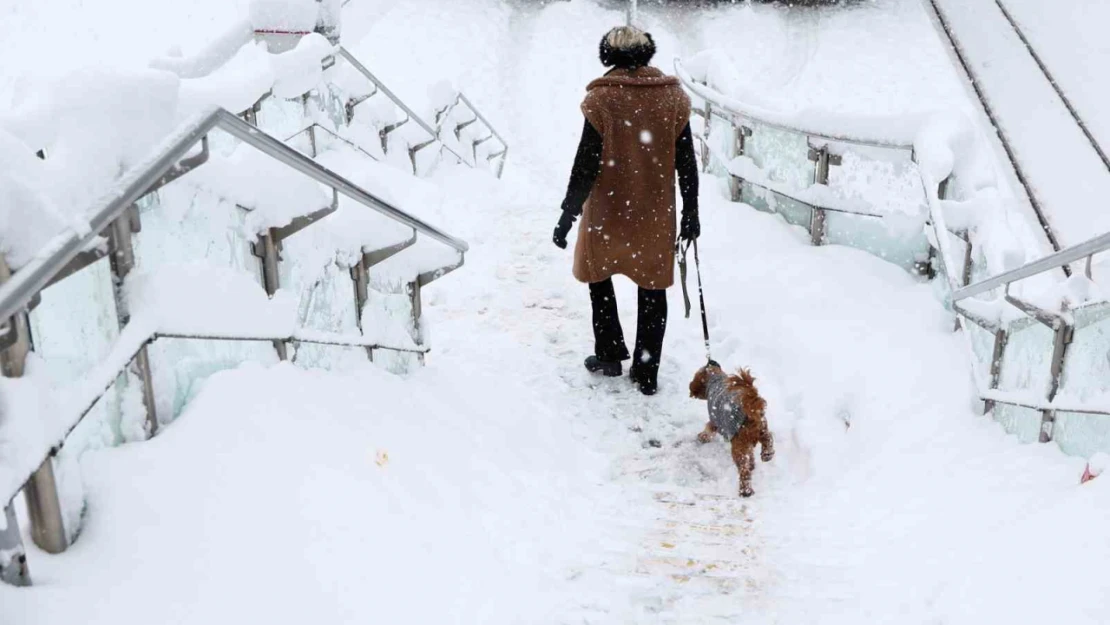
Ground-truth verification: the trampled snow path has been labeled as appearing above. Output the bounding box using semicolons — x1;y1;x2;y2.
4;1;1110;623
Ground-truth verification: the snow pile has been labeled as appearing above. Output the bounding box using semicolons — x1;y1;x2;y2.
150;20;255;79
0;129;66;269
0;361;604;623
186;141;333;233
248;0;319;33
1;32;336;272
124;264;299;338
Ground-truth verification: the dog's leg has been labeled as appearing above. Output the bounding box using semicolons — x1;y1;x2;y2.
760;425;775;462
697;422;718;444
731;437;755;497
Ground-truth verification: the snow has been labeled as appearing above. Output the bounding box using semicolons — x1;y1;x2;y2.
4;0;1110;623
928;0;1110;256
248;0;319;33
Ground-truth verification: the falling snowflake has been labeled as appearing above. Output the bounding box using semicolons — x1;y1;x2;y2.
640;130;653;144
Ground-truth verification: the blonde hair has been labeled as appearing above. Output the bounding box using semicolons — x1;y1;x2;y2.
605;26;650;51
599;26;656;68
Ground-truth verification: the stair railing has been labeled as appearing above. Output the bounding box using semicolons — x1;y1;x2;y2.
334;47;508;177
675;56;1110;461
0;106;468;586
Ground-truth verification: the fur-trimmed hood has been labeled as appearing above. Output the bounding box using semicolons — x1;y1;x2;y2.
587;67;680;91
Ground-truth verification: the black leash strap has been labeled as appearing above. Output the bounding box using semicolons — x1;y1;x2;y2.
679;239;713;363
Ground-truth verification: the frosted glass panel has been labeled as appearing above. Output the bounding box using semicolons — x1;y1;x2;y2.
1059;303;1110;399
279;235;367;370
993;403;1043;444
27;257;125;541
133;186;273;423
257;95;308;141
1053;302;1110;457
148;338;279;418
1053;412;1110;458
963;321;997;384
996;318;1054;397
825;211;929;273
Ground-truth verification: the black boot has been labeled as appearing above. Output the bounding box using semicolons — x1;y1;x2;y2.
630;287;667;396
585;355;623;377
588;279;630;376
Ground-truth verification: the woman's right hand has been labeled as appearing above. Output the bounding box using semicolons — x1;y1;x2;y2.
553;211;576;249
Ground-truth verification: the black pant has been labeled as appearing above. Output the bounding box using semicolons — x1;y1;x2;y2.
589;278;668;381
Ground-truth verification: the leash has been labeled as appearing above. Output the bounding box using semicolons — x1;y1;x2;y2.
678;238;713;364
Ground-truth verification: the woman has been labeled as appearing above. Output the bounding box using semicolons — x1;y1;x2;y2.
552;26;700;396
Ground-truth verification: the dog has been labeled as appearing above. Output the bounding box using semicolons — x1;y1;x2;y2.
689;361;774;497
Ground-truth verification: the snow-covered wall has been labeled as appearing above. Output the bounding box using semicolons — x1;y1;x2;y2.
682;49;1110;460
1;11;490;544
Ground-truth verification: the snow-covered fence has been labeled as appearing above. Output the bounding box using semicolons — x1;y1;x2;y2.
433;90;509;179
330;47;509;178
675;57;933;276
675;55;1110;461
0;108;467;586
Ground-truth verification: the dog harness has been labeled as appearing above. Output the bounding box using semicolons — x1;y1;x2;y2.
706;369;747;440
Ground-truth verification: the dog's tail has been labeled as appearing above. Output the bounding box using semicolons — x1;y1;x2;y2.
735;368;766;420
737;368;757;387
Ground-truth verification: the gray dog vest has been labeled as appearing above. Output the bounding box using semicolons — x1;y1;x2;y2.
706;370;747;440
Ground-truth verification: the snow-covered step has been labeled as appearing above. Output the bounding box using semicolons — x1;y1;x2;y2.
928;0;1110;250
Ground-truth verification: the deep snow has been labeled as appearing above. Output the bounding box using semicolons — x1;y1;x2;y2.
3;0;1110;623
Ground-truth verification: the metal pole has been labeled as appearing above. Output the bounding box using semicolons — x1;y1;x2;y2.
627;0;638;25
23;458;66;554
108;214;158;437
407;279;425;366
349;257;374;361
0;258;67;562
254;231;289;360
700;102;713;173
1039;321;1073;443
0;501;30;586
810;146;831;246
983;328;1009;415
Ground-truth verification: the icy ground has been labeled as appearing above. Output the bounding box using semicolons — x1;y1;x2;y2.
4;0;1110;623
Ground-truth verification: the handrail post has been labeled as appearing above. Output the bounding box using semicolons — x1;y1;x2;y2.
0;260;31;587
700;101;713;173
0;501;30;586
0;257;67;563
727;125;751;202
108;212;159;436
1039;321;1074;443
407;279;425;366
808;145;840;246
252;231;289;360
349;257;374;361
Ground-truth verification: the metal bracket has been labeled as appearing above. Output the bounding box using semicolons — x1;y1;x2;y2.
144;135;210;196
270;189;340;243
417;253;466;288
454;117;479;140
807;146;844;167
953;302;1001;333
0;316;15;351
1004;287;1066;329
363;231;418;268
44;247;109;289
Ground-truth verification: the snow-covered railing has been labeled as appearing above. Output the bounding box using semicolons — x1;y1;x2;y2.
334;47;508;178
675;58;932;274
434;92;509;179
676;55;1110;465
0;107;468;586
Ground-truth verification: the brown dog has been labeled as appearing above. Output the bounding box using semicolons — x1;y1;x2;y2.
689;363;774;497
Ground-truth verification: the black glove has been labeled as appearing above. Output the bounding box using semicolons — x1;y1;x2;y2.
553;211;576;249
679;211;700;243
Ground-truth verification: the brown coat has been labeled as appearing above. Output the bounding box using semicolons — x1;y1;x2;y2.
573;67;692;290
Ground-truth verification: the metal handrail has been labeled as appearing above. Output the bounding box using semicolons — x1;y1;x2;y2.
0;107;468;324
674;58;916;152
336;47;472;165
952;230;1110;302
457;93;507;150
